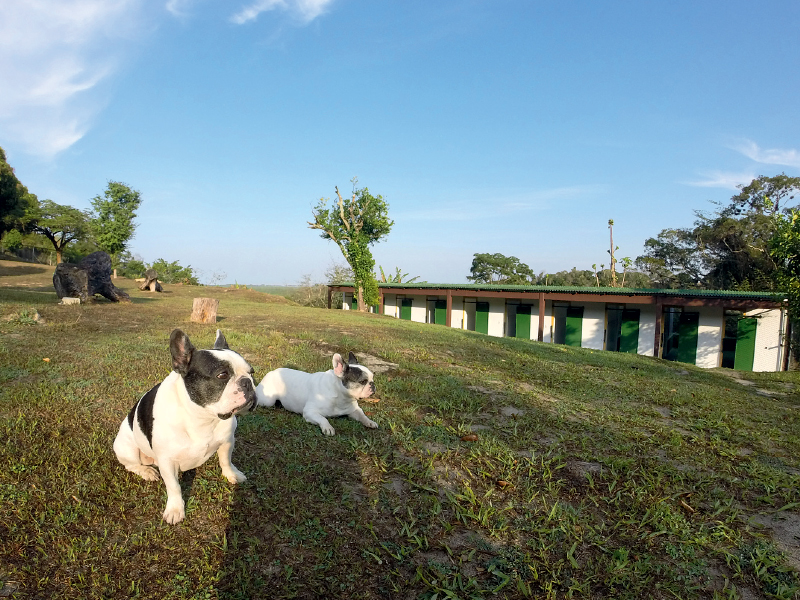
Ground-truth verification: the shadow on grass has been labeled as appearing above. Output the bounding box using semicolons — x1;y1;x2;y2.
216;408;394;599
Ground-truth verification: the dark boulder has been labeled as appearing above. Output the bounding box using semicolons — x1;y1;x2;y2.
53;251;131;303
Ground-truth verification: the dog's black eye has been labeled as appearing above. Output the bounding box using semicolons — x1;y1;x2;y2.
217;371;230;380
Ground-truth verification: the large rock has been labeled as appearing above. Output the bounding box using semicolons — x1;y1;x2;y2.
139;268;163;292
53;251;131;303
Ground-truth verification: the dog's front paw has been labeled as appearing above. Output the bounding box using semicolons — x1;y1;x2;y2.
223;466;247;484
364;419;378;429
163;501;185;524
320;424;336;436
130;465;159;481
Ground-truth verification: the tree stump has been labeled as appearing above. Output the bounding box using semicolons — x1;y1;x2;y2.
53;251;131;303
191;298;219;324
139;269;163;292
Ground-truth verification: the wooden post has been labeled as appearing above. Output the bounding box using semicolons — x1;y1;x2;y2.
327;287;333;310
537;293;545;342
653;298;663;358
191;298;219;324
446;289;452;327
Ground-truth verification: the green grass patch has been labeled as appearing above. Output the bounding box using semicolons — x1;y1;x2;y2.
1;261;799;599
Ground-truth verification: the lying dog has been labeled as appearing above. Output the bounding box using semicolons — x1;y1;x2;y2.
113;329;256;524
255;352;378;436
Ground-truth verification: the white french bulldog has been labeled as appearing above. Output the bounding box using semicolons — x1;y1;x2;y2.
113;329;256;524
255;352;378;436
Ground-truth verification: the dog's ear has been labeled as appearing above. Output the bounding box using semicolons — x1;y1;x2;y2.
213;329;229;350
348;351;359;365
170;329;195;375
332;353;347;377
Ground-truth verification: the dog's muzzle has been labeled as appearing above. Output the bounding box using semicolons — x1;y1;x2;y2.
237;377;258;412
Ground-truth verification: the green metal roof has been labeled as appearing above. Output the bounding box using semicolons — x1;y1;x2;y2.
331;282;786;301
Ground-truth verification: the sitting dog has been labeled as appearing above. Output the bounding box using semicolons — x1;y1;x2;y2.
113;329;256;524
255;352;378;436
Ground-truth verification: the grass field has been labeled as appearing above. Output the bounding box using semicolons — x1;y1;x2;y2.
1;258;799;600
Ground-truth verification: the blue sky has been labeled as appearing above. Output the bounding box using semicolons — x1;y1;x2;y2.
2;1;799;285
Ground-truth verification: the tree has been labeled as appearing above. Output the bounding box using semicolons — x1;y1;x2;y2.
90;181;142;263
727;173;800;217
378;266;420;284
149;258;199;285
467;253;535;285
27;200;91;264
770;209;800;361
308;179;394;311
636;228;706;288
607;219;619;287
0;147;38;237
636;174;800;291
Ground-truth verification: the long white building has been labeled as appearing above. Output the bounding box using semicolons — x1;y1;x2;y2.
329;283;790;372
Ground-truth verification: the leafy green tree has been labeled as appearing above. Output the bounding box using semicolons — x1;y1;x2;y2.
116;251;147;279
27;200;91;263
378;266;420;284
636;228;706;288
1;229;23;253
308;179;394;311
636;174;800;291
770;209;800;360
149;258;199;285
90;181;142;264
0;147;38;236
467;253;535;285
727;173;800;217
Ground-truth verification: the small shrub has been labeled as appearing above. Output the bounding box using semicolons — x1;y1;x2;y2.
1;230;23;253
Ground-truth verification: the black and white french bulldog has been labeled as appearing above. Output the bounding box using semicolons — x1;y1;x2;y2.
113;329;256;524
255;352;378;436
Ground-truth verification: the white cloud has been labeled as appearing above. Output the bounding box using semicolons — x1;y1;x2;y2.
0;0;144;157
230;0;334;25
732;139;800;169
685;171;756;190
166;0;196;18
397;185;605;221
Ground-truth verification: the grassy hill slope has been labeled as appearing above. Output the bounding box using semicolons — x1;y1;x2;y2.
1;258;799;599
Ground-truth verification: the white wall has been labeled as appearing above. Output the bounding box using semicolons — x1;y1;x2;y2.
410;299;426;323
576;302;605;350
487;298;505;337
638;305;657;356
750;308;786;372
541;301;553;343
450;297;466;329
696;306;724;368
383;294;397;318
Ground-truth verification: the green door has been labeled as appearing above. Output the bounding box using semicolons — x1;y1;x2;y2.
434;300;447;325
400;298;412;321
675;312;699;364
564;306;583;347
619;309;640;354
515;305;532;339
734;317;757;371
476;302;490;334
351;296;358;310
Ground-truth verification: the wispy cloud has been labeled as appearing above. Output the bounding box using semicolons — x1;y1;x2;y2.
165;0;196;18
230;0;335;25
397;185;605;221
685;171;756;190
732;139;800;169
0;0;145;157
